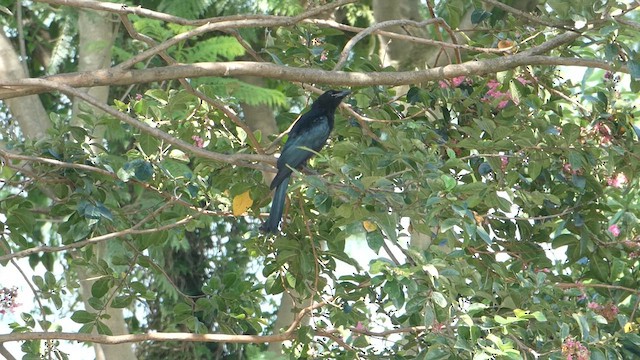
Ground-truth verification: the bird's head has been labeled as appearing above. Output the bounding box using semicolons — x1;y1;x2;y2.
313;89;351;110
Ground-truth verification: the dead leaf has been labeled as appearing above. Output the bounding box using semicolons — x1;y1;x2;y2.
363;220;378;232
232;190;253;216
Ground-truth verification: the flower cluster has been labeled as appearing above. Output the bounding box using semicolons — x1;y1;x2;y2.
192;135;204;148
587;302;619;322
484;79;512;109
561;337;590;360
608;224;620;237
0;286;19;315
439;76;471;89
607;173;628;188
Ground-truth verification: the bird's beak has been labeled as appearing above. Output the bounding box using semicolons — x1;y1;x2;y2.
336;90;351;98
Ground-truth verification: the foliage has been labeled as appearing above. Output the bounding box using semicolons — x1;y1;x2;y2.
1;0;640;359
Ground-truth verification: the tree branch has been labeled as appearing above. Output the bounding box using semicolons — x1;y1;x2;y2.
3;54;620;97
35;0;356;26
0;299;329;345
5;32;631;102
0;78;274;170
117;14;265;155
334;18;444;70
108;0;355;69
481;0;576;31
0;213;194;263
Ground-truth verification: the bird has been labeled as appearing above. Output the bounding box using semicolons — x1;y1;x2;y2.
261;89;351;234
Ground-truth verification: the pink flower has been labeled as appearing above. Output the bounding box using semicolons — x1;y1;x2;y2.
451;76;468;87
607;173;627;188
608;224;620;237
483;79;512;109
500;156;509;171
562;337;590;360
439;76;470;89
0;287;19;315
587;302;600;310
191;135;204;148
354;321;366;331
135;93;143;100
588;302;619;321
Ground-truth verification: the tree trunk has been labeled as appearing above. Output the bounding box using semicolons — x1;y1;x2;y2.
0;33;50;139
71;9;137;360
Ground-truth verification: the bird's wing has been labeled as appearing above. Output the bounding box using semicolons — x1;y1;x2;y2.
270;115;331;189
279;115;331;169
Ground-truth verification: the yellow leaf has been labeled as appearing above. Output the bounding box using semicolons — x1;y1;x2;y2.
473;211;484;226
363;220;377;232
232;190;253;216
625;322;636;333
498;39;514;49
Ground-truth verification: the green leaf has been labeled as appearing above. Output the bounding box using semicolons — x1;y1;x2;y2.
629;60;640;79
88;297;105;310
366;231;384;253
375;213;398;243
91;277;112;298
111;295;133;308
441;174;457;191
71;310;97;324
119;159;153;182
77;201;113;221
96;320;113;335
431;291;447;308
471;8;492;24
424;347;450;360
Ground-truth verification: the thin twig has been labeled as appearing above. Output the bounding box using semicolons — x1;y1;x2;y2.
110;0;355;70
556;282;640;294
16;1;28;75
10;258;49;331
425;1;461;65
36;0;356;27
0;214;194;262
0;78;274;170
308;19;513;54
117;14;265;155
297;191;320;304
0;146;245;215
316;330;359;355
350;325;426;337
334;18;442;70
381;240;402;266
487;204;581;221
0;344;17;360
481;0;577;31
123;240;198;306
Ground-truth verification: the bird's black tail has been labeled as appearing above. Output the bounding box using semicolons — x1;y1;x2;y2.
262;176;290;233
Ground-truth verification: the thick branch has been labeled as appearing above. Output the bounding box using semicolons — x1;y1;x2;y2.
0;299;328;345
2;54;624;98
4;32;625;101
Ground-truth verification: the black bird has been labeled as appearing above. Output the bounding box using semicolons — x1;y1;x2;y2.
262;89;351;233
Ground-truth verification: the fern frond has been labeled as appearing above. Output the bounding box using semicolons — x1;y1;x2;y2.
47;16;76;75
198;78;287;108
178;36;245;62
158;0;214;18
267;0;303;16
133;17;174;42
